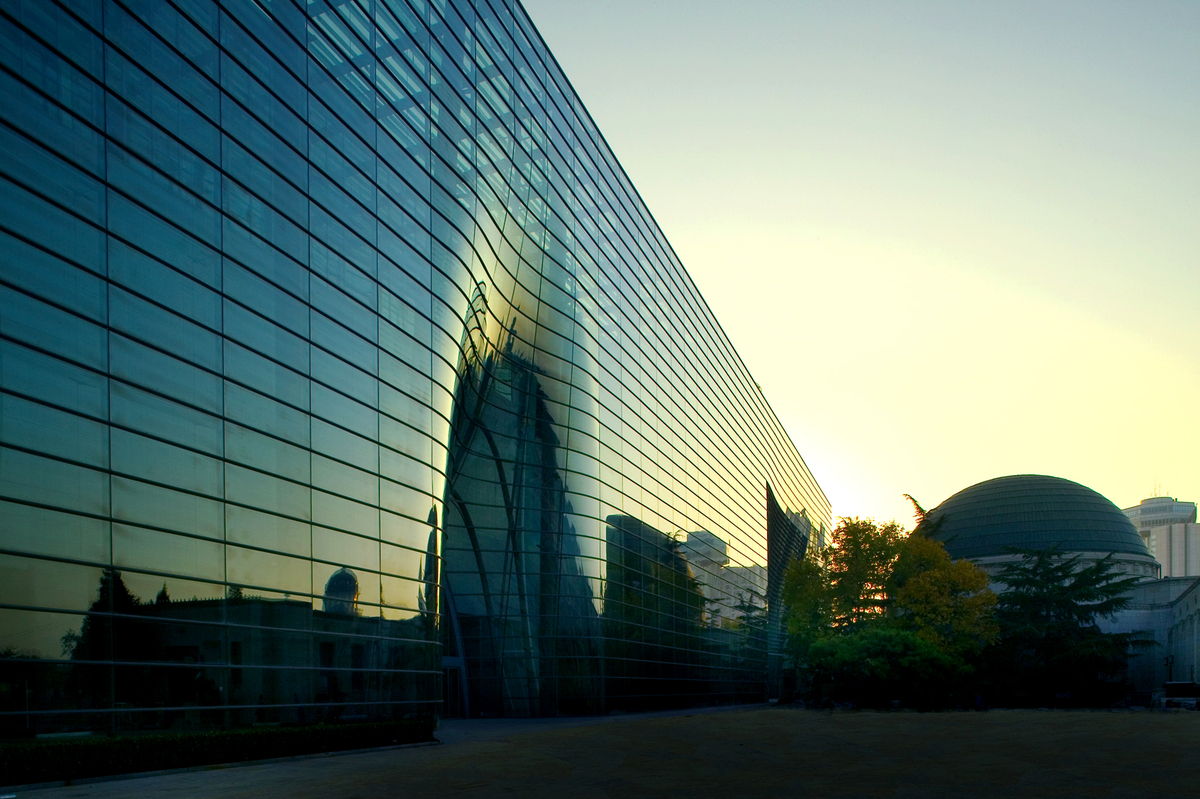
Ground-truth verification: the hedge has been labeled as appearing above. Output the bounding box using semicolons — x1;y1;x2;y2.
0;719;436;787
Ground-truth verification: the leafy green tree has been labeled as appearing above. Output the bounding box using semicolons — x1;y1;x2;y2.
781;515;995;706
986;547;1145;705
808;626;960;707
824;517;906;627
887;535;997;659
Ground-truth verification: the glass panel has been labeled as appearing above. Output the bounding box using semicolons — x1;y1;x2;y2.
112;476;224;540
225;422;310;483
110;430;223;498
0;500;110;564
0;607;87;662
225;505;311;559
223;383;310;447
110;381;222;456
225;464;311;521
0;446;109;516
112;524;225;582
0;556;105;613
312;490;378;538
0;393;107;467
226;544;312;596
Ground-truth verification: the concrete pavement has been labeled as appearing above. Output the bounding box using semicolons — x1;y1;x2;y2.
17;706;1200;798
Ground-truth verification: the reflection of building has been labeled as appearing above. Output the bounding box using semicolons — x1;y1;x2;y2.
602;515;705;709
441;323;603;717
0;0;828;733
323;568;361;615
47;571;436;730
682;531;764;620
1122;496;1200;578
790;510;826;551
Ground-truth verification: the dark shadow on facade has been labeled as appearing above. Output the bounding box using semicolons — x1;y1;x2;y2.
0;569;438;736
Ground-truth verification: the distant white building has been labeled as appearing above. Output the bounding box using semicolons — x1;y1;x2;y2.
1123;496;1197;536
1122;497;1200;577
1144;524;1200;578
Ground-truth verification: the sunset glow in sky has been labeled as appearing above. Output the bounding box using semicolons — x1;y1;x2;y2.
522;0;1200;526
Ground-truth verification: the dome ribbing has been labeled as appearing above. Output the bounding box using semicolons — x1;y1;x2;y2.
925;474;1149;561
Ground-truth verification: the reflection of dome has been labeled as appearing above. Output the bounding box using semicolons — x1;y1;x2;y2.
323;568;360;615
925;475;1159;580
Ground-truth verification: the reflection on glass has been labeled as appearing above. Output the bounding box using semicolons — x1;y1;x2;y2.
323;567;360;615
438;284;812;715
0;0;829;735
0;569;440;734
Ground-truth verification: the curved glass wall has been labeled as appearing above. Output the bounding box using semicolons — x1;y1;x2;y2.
0;0;828;730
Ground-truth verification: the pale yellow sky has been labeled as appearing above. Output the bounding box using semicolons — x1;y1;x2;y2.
523;0;1200;525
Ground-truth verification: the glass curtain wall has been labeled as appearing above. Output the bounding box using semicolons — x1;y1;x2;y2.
0;0;828;731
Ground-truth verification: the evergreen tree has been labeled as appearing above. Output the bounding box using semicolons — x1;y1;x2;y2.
986;547;1145;705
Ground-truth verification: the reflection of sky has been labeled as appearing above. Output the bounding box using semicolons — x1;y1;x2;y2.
524;0;1200;526
0;611;84;661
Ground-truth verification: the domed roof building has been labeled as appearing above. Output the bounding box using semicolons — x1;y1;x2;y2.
922;474;1160;581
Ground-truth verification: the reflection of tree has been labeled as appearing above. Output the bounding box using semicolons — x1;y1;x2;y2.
603;515;706;710
65;569;136;664
729;597;769;700
62;570;221;726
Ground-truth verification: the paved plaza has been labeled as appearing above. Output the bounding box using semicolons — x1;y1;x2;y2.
19;706;1200;798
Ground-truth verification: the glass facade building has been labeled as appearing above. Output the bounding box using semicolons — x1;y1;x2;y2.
0;0;828;729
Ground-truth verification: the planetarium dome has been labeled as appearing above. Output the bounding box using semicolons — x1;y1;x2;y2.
923;474;1160;580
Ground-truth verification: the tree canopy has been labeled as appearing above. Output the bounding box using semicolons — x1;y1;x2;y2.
782;516;995;707
888;535;998;659
824;517;906;628
782;515;1148;708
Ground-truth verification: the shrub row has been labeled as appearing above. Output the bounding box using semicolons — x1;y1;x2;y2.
0;719;436;787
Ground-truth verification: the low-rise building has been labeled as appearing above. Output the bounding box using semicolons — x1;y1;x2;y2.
923;475;1200;704
1099;577;1199;699
1167;578;1200;687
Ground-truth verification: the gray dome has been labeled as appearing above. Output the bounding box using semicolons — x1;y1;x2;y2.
924;474;1149;560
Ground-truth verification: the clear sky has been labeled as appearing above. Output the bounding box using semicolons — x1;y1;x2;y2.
521;0;1200;528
